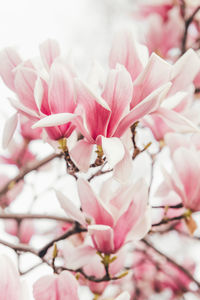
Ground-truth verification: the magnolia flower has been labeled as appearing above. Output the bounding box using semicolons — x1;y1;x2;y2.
157;146;200;212
0;39;77;144
33;271;79;300
4;219;35;244
63;240;127;295
34;64;171;173
56;178;151;254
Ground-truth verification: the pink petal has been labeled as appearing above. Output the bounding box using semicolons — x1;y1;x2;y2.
2;112;18;149
114;179;148;249
55;190;86;226
131;53;172;108
109;30;148;82
113;145;133;183
173;147;200;210
169;49;200;95
64;243;97;269
69;139;94;172
77;178;114;227
14;67;39;111
57;271;79;300
19;219;35;244
115;82;171;137
0;47;22;91
48;63;76;114
75;79;111;140
8;97;40;119
88;225;115;253
39;39;60;71
155;107;200;133
102;67;133;137
33;275;57;300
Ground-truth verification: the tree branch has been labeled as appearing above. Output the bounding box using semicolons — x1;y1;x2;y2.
0;152;63;198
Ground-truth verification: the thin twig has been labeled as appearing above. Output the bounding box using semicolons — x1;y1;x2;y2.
38;223;87;258
142;238;200;289
0;213;73;223
181;5;200;54
0;153;63;198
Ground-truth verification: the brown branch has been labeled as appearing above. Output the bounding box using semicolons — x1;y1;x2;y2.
142;238;200;289
181;5;200;54
0;238;37;255
0;152;63;198
152;215;184;227
0;213;73;223
38;223;87;258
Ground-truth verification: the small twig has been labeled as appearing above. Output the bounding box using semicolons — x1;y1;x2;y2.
142;238;200;289
0;213;73;223
152;203;183;209
38;223;87;258
181;5;200;54
0;153;63;198
152;215;184;227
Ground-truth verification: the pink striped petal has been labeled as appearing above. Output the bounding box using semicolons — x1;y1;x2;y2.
75;79;111;140
14;67;39;111
115;82;171;138
77;178;114;227
48;63;76;114
109;31;148;82
102;67;133;137
155;107;200;133
131;53;171;108
69;139;94;172
88;225;114;253
0;47;22;91
39;39;60;71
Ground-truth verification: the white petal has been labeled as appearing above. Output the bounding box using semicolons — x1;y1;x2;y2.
101;136;125;168
32;113;76;128
55;190;86;226
34;77;44;111
2;113;18;149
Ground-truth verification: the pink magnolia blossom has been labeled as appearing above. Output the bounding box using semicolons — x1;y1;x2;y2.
4;219;35;244
137;0;174;22
132;251;194;299
56;178;151;254
109;31;200;142
142;8;183;59
33;271;79;300
63;240;127;295
0;40;77;143
0;138;36;168
157;145;200;212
